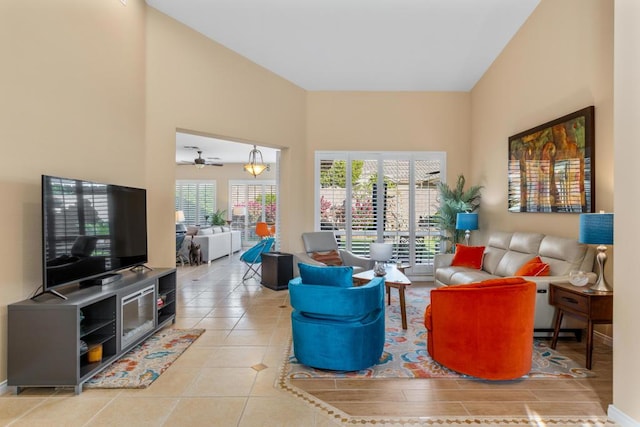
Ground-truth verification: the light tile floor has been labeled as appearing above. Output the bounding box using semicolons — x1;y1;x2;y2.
1;254;614;426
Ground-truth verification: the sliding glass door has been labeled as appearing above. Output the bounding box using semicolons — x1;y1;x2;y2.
229;180;277;246
316;152;446;277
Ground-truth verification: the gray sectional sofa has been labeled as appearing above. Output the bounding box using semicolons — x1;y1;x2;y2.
434;231;596;331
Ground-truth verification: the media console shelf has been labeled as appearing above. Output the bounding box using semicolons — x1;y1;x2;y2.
8;267;176;394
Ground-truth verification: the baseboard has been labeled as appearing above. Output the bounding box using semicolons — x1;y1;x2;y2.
608;404;640;426
0;379;7;396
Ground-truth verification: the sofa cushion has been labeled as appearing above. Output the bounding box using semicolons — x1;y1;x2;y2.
495;251;537;277
509;232;545;253
298;263;353;288
310;249;343;266
539;235;590;275
451;245;485;269
448;269;496;284
198;227;213;235
514;256;550;277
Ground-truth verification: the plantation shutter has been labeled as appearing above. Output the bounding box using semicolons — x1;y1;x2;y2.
175;181;216;226
315;151;446;278
229;180;278;244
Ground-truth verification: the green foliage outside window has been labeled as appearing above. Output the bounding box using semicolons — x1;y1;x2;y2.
320;160;364;187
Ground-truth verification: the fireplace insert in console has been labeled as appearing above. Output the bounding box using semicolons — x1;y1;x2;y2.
121;285;155;349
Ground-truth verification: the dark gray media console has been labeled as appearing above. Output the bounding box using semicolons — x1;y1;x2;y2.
7;268;176;394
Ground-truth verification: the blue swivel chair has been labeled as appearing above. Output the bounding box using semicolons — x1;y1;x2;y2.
289;264;385;371
240;237;275;281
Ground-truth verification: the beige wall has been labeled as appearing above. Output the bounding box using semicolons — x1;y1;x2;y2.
470;0;615;341
470;0;614;240
613;0;640;422
145;8;307;265
305;91;471;235
470;0;635;419
0;1;146;381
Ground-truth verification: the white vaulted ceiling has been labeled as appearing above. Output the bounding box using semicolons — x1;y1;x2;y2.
147;0;540;92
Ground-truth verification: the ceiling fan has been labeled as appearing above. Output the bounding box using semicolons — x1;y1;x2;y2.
178;149;223;168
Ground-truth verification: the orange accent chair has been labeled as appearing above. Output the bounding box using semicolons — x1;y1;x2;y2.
424;277;536;380
255;222;273;239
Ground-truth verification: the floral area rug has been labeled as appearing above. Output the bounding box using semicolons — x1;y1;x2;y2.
84;328;205;389
282;285;593;380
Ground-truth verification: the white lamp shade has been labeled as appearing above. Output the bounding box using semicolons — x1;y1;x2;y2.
370;243;393;262
175;210;185;223
232;206;247;216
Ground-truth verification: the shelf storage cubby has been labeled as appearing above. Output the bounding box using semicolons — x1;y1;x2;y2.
157;273;177;327
8;267;176;394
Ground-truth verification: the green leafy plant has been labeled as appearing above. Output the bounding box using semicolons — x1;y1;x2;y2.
210;209;227;226
434;174;482;253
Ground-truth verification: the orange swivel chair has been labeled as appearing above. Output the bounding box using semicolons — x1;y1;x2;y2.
424;277;536;380
255;222;273;239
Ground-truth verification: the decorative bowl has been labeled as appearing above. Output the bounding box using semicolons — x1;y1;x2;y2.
569;270;589;287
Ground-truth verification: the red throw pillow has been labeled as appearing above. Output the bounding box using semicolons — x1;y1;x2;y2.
451;244;485;269
310;249;343;266
515;256;550;277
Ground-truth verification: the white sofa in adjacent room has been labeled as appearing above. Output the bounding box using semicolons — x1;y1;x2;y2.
180;226;242;263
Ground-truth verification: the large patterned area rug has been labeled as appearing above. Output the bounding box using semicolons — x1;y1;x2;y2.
84;328;205;389
282;285;593;380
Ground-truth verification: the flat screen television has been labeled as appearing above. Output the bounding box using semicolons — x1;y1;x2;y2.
41;175;148;296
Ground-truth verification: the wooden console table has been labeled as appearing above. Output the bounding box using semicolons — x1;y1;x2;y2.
549;282;613;370
353;265;411;329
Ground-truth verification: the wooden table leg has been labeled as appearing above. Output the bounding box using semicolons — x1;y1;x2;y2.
386;284;391;305
550;308;563;350
398;285;407;330
586;320;594;370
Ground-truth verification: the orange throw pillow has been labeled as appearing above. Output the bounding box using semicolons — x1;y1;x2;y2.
515;256;550;276
451;244;485;269
310;249;343;266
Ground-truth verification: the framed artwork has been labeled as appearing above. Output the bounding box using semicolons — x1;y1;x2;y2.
508;106;595;213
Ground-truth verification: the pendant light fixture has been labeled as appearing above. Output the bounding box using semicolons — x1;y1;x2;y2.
243;145;269;177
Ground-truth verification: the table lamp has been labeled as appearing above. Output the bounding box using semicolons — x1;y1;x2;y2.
579;212;613;292
456;212;478;246
370;243;393;276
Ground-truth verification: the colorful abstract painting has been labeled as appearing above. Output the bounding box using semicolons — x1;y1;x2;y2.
508;106;595;213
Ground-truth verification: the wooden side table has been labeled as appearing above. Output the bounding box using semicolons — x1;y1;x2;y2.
549;282;613;370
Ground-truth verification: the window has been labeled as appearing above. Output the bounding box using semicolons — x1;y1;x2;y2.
316;151;446;277
175;181;216;226
229;180;277;245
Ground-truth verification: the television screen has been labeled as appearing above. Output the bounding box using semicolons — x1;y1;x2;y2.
42;175;148;290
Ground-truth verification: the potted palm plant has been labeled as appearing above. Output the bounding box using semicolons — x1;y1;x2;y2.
210;209;228;226
434;174;482;253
